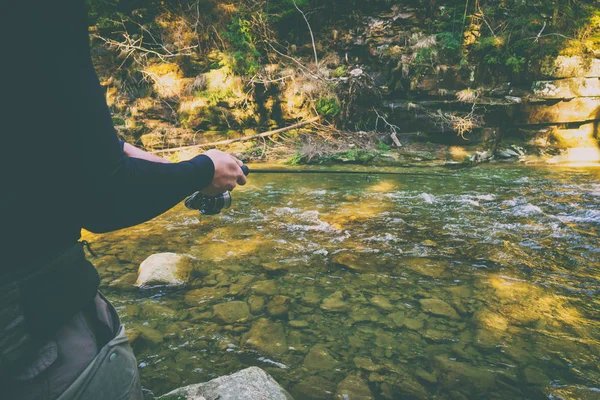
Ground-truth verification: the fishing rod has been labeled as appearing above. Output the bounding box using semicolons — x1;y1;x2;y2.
185;165;458;215
244;167;457;178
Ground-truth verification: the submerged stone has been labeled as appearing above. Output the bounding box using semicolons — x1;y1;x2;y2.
403;258;447;278
354;357;381;372
267;295;291;318
320;291;350;312
523;365;550;386
388;311;406;328
252;280;277;295
291;375;336;400
136;253;193;288
184;287;228;306
404;317;425;331
289;320;309;329
245;318;287;357
108;272;138;290
300;289;321;306
213;301;251;324
303;344;339;372
332;253;370;271
248;295;266;314
370;295;394;311
419;298;460;319
434;356;495;391
158;367;293;400
335;374;374;400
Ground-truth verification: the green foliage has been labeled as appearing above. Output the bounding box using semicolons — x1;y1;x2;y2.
505;55;526;74
285;151;305;165
224;17;261;76
331;148;376;164
376;141;391;152
86;0;122;29
333;65;348;77
413;47;436;65
197;88;234;106
436;32;461;61
316;97;341;119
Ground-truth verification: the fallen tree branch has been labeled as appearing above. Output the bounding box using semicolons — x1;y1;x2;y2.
151;116;320;154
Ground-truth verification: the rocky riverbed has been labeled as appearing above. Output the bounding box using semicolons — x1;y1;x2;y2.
83;164;600;399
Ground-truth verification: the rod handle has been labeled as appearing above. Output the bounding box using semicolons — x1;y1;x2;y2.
241;165;250;176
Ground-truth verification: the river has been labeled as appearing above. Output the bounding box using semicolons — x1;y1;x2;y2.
82;164;600;399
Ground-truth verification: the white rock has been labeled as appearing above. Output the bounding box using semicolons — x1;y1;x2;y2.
158;367;294;400
136;253;193;288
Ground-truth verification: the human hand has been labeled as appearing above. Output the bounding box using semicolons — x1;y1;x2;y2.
201;149;247;196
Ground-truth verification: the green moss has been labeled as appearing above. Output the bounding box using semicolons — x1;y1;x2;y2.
316;97;341;119
333;65;348;77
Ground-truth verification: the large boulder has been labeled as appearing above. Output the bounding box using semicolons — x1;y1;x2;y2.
159;367;294;400
136;253;193;288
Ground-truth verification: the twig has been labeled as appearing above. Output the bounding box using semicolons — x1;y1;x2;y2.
292;0;318;65
534;21;546;42
151;116;320;154
374;110;402;147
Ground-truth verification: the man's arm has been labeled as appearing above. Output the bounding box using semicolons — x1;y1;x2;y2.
122;142;172;164
74;57;245;233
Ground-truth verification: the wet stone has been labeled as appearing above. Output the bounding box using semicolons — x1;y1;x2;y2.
213;301;251;324
332;253;370;271
300;289;321;306
350;307;383;324
403;257;447;278
354;357;381;372
139;301;178;320
248;295;266;314
303;344;339;372
320;291;350;312
108;272;138;290
404;317;425;331
136;253;194;288
261;262;289;272
523;365;550;386
370;295;394;311
292;375;336;400
388;311;406;328
184;287;228;306
267;295;291;318
245;318;287;357
415;368;437;384
133;325;164;345
335;374;374;400
419;298;460;319
422;328;454;342
289;320;309;329
434;356;496;391
252;280;277;295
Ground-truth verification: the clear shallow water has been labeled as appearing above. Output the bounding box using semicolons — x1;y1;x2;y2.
83;165;600;399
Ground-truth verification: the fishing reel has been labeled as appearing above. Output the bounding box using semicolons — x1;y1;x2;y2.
185;165;249;215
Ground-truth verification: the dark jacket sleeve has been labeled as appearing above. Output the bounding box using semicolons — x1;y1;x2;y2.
73;45;214;233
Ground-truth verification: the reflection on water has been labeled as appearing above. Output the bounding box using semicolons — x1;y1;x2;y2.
83;165;600;399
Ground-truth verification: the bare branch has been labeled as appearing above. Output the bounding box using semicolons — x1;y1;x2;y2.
292;0;318;65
